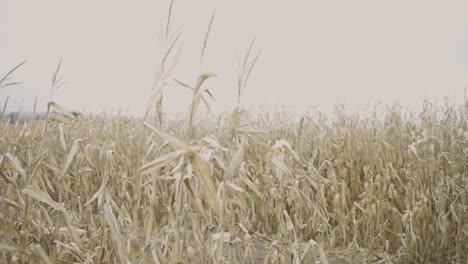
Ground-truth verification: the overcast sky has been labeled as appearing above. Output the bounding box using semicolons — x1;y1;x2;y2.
1;0;466;116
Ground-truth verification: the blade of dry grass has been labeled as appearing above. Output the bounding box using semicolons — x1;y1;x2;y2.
189;152;221;216
58;139;83;182
139;149;187;175
0;60;27;89
200;10;216;64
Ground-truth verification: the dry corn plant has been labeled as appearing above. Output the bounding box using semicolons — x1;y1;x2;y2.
145;0;183;127
173;9;217;139
0;60;27;119
173;73;217;135
42;59;77;136
227;38;261;142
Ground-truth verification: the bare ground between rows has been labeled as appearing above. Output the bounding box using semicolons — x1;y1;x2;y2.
248;241;389;264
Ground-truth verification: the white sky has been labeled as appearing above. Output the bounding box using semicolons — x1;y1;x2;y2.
1;0;467;116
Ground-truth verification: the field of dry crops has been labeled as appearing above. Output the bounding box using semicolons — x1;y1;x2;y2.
1;1;467;262
0;101;466;263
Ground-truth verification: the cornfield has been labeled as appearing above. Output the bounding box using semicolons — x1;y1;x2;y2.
1;1;467;263
0;101;466;263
